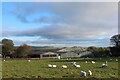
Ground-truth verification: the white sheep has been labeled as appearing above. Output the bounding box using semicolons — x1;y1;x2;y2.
73;64;80;68
73;62;76;64
88;70;92;76
116;59;118;62
91;61;95;64
80;71;86;77
102;63;108;68
85;61;87;63
52;65;57;68
3;60;5;61
105;61;108;64
58;56;61;59
74;64;80;68
28;60;31;62
62;65;67;68
66;58;69;60
48;64;52;68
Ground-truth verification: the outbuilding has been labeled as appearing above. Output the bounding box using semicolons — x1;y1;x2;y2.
40;52;59;59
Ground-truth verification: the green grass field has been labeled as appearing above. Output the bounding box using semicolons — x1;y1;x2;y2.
2;58;119;79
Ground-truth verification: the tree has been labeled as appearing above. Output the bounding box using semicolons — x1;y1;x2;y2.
14;44;32;58
2;39;14;58
110;34;120;57
87;46;97;52
87;46;110;57
110;34;120;46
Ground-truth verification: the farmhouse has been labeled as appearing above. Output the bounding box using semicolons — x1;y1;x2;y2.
40;52;59;59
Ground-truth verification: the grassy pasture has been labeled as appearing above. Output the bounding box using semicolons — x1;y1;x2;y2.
2;58;119;79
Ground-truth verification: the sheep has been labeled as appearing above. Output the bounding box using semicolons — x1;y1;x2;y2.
48;64;52;68
58;56;61;59
105;61;108;64
116;59;118;62
74;64;80;68
88;70;92;76
66;58;69;60
85;61;87;63
3;60;5;61
73;62;76;64
52;65;57;68
80;71;86;77
28;60;31;62
62;65;67;68
91;61;95;64
102;63;108;68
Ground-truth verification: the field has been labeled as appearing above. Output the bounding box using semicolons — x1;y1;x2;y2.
2;58;119;79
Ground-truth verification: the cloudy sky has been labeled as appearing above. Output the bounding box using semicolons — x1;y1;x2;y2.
1;2;118;47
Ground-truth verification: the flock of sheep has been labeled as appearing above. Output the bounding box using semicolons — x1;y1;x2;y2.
3;58;118;77
47;58;118;77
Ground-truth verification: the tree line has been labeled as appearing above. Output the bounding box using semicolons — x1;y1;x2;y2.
1;39;32;58
1;34;120;58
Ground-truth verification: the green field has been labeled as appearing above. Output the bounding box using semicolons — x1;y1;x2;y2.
2;58;119;79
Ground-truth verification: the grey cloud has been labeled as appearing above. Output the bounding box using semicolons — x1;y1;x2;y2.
10;2;117;24
3;2;118;40
7;23;116;39
13;38;110;47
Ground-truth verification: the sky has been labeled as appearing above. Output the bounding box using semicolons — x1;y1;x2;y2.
1;2;118;47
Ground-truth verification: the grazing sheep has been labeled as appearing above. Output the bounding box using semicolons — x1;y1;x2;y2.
62;65;67;68
105;61;108;64
3;60;5;61
66;58;69;60
52;65;57;68
88;70;92;76
91;61;95;64
28;60;31;62
58;56;61;59
116;59;118;62
80;71;86;77
85;61;87;63
74;64;80;68
48;64;52;68
102;63;108;68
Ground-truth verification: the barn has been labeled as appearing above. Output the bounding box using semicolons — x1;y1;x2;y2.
59;51;93;58
40;52;59;59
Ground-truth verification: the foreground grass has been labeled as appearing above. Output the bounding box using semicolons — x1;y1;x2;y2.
2;58;119;78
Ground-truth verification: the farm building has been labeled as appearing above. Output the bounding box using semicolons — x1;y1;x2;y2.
59;51;93;58
40;52;59;59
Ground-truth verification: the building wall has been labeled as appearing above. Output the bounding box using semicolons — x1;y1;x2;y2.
60;51;93;58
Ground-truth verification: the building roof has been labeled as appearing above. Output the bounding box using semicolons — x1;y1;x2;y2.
43;52;57;55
